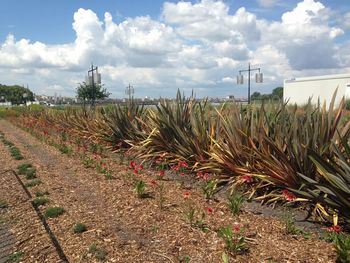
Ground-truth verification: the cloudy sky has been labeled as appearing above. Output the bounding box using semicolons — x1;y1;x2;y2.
0;0;349;98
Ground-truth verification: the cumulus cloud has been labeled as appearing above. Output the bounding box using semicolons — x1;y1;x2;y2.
0;0;348;98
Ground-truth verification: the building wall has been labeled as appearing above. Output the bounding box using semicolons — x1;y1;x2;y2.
284;74;350;107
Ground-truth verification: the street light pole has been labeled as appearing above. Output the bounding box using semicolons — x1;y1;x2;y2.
125;83;134;100
88;64;98;107
237;62;263;104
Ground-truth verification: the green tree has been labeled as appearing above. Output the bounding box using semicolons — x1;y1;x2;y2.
272;87;283;100
76;82;110;107
250;92;262;100
0;84;34;105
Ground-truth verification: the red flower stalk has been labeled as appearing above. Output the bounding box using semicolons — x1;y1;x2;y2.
282;189;296;201
178;160;189;168
207;207;214;214
233;224;241;233
328;225;342;233
183;192;191;199
130;161;136;169
197;171;203;178
150;180;158;186
155;157;163;164
240;175;253;183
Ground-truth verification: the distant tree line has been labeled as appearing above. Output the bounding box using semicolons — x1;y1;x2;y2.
0;84;34;105
251;87;283;101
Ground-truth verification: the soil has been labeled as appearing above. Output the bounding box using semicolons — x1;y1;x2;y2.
0;119;336;262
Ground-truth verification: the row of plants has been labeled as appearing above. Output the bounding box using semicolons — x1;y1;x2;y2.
6;91;350;228
2;104;350;262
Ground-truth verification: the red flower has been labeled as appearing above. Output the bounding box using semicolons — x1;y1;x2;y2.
180;172;185;177
203;173;210;181
183;192;191;199
328;225;342;233
155;157;163;164
133;169;139;175
197;171;204;178
138;164;144;171
159;170;165;177
207;207;214;214
179;160;188;168
233;224;241;233
130;161;136;169
282;189;296;201
240;175;253;183
150;180;158;186
171;165;179;172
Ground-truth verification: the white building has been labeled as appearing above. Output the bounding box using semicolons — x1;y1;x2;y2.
284;74;350;107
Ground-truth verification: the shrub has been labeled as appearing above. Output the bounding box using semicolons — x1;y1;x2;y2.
6;251;24;262
73;223;87;233
10;147;24;160
25;179;42;188
31;198;49;208
17;163;32;174
35;190;49;197
44;207;65;218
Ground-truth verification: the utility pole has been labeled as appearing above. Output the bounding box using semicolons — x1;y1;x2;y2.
237;63;263;104
125;83;134;100
88;64;98;106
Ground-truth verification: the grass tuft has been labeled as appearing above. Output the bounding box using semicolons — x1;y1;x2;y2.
44;207;65;218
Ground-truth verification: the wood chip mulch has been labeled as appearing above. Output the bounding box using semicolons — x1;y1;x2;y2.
0;119;336;262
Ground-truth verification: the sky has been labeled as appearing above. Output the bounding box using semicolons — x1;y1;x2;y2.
0;0;349;99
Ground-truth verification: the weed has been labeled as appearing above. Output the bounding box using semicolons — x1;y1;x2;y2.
25;168;37;179
58;144;72;155
202;179;217;200
35;190;49;197
104;170;114;180
6;251;24;262
0;199;8;209
0;215;17;225
25;179;42;188
180;255;191;263
73;223;87;233
283;213;301;235
227;193;244;216
82;157;95;168
31;198;49;208
222;252;229;263
10;147;24;160
218;225;247;254
17;163;32;174
3;139;14;147
88;243;108;261
134;180;146;198
44;207;65;218
157;181;166;209
334;233;350;263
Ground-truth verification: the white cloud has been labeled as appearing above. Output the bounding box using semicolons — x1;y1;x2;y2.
0;0;348;99
257;0;281;8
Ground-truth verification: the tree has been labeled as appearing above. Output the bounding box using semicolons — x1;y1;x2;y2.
272;87;283;100
250;87;283;102
76;82;110;107
251;92;262;100
0;84;34;105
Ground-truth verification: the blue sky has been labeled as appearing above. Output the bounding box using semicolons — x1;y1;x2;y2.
0;0;349;98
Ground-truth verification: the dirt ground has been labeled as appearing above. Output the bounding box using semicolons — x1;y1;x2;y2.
0;119;336;262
